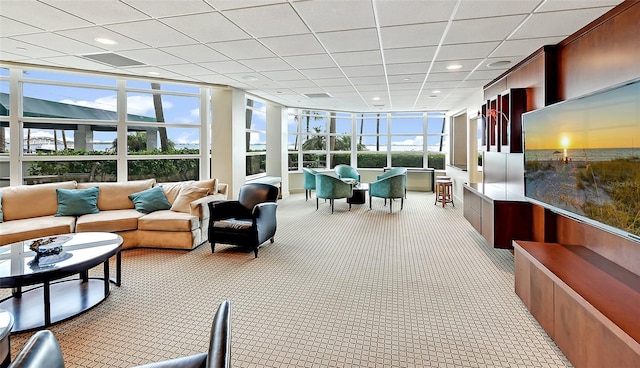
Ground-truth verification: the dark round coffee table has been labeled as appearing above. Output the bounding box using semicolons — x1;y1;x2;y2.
347;183;369;205
0;232;123;332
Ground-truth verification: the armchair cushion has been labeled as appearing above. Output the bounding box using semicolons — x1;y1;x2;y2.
334;164;360;182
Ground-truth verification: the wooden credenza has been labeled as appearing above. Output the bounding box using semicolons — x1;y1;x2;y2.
463;183;532;248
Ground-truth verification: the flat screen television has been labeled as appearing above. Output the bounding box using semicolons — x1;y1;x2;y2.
522;78;640;242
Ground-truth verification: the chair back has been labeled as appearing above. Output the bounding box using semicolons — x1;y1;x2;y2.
207;299;231;368
334;164;360;181
302;168;318;190
377;167;407;180
370;173;405;199
315;174;353;200
238;183;278;211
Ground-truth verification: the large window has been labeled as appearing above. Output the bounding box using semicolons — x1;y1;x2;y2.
289;110;447;171
0;66;207;186
246;98;266;176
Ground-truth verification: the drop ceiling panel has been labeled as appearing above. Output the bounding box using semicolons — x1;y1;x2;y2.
106;20;196;48
316;29;380;53
313;78;352;87
454;0;539;19
119;49;186;66
283;54;336;70
0;16;42;37
511;8;615;39
40;0;148;24
332;50;383;67
198;60;253;74
490;37;565;58
260;69;307;81
43;55;117;70
0;38;65;58
223;3;309;38
386;63;429;75
293;1;375;32
438;42;501;61
536;0;621;12
239;57;292;72
207;0;287;11
161;12;250;43
341;65;385;78
160;44;229;63
445;15;528;44
207;39;276;60
259;34;326;56
124;0;215;18
301;67;345;80
0;0;91;31
56;27;150;52
384;46;437;64
12;33;104;55
376;1;456;26
380;23;449;49
163;63;214;76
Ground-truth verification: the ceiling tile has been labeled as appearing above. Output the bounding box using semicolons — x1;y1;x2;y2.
124;0;215;17
198;60;253;74
350;76;387;85
386;62;429;75
106;20;196;48
12;33;104;55
384;46;437;64
260;33;325;56
0;16;43;37
162;63;214;76
223;3;308;38
376;1;456;26
0;0;91;31
161;12;250;43
41;55;121;70
119;49;187;66
293;1;375;32
490;37;565;58
536;0;620;12
207;0;286;11
260;69;307;81
341;65;385;78
438;42;501;61
55;27;149;52
301;67;345;80
0;38;65;58
333;50;382;67
40;0;148;24
388;74;427;84
207;39;275;60
160;44;229;63
240;57;292;72
283;54;336;70
380;22;449;49
316;29;379;53
511;8;616;39
454;0;539;20
445;15;527;44
313;78;352;87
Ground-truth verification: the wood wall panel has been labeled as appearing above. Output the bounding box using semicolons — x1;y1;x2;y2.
513;248;531;307
558;2;640;101
529;265;555;337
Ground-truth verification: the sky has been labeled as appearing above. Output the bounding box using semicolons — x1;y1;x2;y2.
523;80;640;150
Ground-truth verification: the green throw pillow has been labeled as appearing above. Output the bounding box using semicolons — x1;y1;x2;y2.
56;187;100;217
129;186;171;214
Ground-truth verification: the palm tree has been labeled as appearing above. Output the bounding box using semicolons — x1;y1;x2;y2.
151;83;169;152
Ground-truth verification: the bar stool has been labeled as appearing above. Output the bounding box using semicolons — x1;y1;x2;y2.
434;178;454;207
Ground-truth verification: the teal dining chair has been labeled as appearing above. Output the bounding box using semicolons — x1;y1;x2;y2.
302;168;318;201
369;173;406;213
315;174;354;213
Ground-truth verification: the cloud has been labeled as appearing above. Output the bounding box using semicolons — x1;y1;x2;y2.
59;94;174;117
174;131;199;145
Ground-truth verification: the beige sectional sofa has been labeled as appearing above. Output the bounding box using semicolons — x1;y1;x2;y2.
0;178;227;250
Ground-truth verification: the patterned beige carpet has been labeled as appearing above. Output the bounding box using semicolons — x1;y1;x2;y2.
6;191;571;367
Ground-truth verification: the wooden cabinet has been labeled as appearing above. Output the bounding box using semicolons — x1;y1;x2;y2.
463;183;533;248
482;88;528;153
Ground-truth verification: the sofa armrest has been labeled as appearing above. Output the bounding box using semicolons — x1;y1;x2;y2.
216;183;228;199
132;353;207;368
189;194;227;219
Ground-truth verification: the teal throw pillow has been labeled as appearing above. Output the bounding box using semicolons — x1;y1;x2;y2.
0;191;3;222
56;187;100;217
129;186;171;214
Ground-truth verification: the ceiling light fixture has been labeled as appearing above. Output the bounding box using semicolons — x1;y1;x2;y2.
148;71;160;76
94;37;118;45
242;76;258;81
403;78;411;81
432;90;441;94
372;97;381;101
446;64;462;70
487;60;512;68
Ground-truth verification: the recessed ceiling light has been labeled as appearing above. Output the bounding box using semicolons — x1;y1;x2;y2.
446;64;462;70
487;60;511;68
242;76;258;81
148;71;160;76
94;37;118;45
431;90;441;94
372;97;381;101
403;77;411;81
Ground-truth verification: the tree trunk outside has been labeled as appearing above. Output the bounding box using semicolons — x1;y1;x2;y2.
151;83;169;152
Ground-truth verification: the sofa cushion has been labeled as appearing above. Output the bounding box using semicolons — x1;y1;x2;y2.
171;186;209;213
0;215;76;246
0;181;77;221
75;209;143;233
0;191;3;222
138;210;200;232
55;187;99;217
129;186;171;214
158;179;217;204
78;179;155;211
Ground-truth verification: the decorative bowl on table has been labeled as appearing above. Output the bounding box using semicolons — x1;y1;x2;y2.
28;236;71;265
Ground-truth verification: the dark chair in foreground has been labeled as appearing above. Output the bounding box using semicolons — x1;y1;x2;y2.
315;174;353;213
208;183;278;258
369;173;405;213
9;300;232;368
302;167;318;201
334;164;360;182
